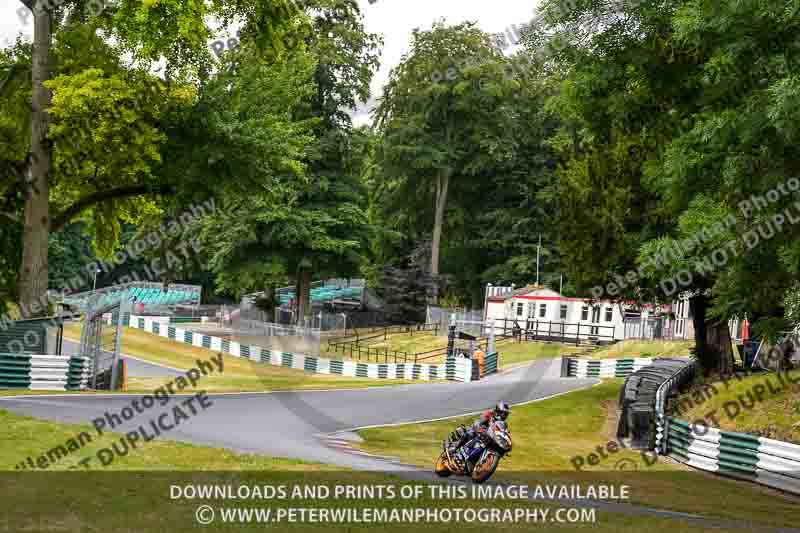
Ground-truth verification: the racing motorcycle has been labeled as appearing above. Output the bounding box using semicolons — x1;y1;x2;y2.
434;418;512;484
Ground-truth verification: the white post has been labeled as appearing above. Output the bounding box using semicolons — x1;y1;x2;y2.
109;297;130;391
483;283;491;321
91;267;100;296
536;234;541;286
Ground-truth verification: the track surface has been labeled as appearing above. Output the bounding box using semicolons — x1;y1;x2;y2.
0;358;594;469
62;339;183;378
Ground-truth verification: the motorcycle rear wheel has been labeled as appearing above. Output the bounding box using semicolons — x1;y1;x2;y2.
471;451;500;484
435;452;452;477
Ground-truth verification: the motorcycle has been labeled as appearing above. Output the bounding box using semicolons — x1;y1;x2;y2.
434;418;512;484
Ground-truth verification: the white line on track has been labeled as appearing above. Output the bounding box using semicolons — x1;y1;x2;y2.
334;381;601;433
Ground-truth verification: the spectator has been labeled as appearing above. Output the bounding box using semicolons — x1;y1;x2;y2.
512;320;522;342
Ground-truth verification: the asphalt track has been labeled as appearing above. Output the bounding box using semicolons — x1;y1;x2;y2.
0;357;594;469
62;339;183;378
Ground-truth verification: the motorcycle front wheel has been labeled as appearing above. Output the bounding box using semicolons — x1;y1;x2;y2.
435;452;452;477
471;451;500;484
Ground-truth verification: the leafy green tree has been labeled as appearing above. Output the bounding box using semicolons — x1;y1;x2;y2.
197;0;380;324
10;0;302;315
639;0;800;373
48;222;96;289
374;22;519;298
453;67;563;303
532;0;800;375
190;39;317;317
379;241;437;324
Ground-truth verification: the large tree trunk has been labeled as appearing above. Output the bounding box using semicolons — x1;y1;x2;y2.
429;171;449;303
706;320;734;376
689;294;708;364
295;267;312;327
689;293;734;376
18;5;52;318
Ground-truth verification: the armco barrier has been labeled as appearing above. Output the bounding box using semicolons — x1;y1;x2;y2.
125;315;448;381
617;358;693;449
0;354;90;391
614;356;800;496
654;359;697;453
564;357;655;378
666;417;800;495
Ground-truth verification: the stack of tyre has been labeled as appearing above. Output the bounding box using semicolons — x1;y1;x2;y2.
616;358;691;449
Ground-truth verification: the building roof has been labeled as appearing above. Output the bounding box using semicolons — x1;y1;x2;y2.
488;286;596;303
488;284;546;301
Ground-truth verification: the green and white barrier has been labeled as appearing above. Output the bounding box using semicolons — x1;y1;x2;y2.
66;356;91;390
445;354;473;383
666;417;800;495
126;315;447;381
0;354;90;391
565;357;654;378
483;352;499;376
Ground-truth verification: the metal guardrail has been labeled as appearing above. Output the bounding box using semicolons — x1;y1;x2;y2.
616;358;693;449
619;358;800;496
654;360;697;454
445;353;473;383
489;318;616;345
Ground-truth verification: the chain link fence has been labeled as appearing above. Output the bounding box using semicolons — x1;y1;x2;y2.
426;306;483;336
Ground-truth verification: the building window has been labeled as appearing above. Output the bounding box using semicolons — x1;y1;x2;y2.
560;304;568;320
528;303;536;318
539;303;547;318
605;307;613;322
581;305;589;321
516;302;523;317
677;298;687;318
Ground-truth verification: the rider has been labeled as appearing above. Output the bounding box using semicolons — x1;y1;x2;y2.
454;401;510;448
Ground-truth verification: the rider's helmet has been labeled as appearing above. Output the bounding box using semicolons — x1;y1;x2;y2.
493;401;510;421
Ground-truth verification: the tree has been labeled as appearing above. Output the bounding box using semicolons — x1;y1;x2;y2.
638;0;800;373
192;39;318;317
534;0;800;375
452;65;563;303
197;0;380;325
374;22;518;299
48;222;95;289
379;241;438;324
11;0;302;315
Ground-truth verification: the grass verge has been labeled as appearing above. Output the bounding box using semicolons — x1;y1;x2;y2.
355;381;797;527
325;331;581;366
586;340;694;360
676;369;800;444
